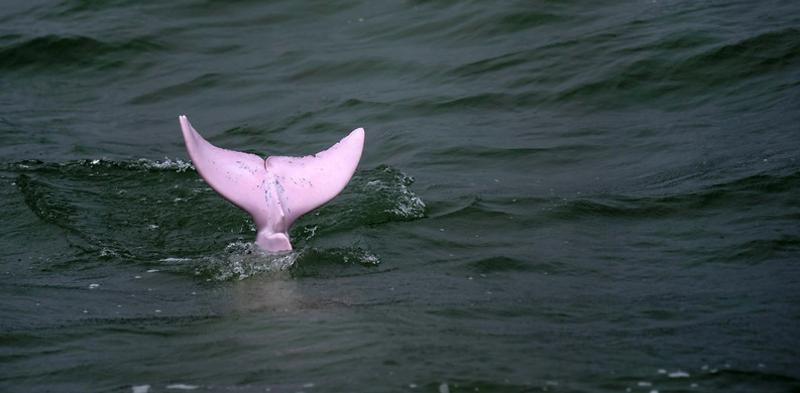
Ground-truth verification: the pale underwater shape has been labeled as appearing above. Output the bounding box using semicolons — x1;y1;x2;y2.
178;115;364;252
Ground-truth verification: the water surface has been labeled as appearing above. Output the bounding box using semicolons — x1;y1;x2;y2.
1;0;799;392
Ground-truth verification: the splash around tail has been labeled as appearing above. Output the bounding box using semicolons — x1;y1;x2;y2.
178;115;364;252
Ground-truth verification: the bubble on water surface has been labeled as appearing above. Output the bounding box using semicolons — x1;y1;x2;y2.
293;165;426;241
362;166;426;219
181;241;383;281
193;241;300;281
137;158;194;172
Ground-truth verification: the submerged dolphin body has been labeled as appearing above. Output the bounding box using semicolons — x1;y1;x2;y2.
178;115;365;252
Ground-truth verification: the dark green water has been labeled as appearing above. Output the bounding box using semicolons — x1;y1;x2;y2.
1;0;799;392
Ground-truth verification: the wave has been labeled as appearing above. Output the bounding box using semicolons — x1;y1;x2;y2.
421;171;798;247
556;28;800;108
287;57;423;83
292;165;426;242
5;159;421;275
5;158;194;173
129;73;226;105
465;256;538;273
365;3;566;44
0;34;163;71
549;171;799;220
50;0;136;15
159;241;383;281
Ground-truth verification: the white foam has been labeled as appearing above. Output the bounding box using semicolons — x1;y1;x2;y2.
138;158;194;172
166;384;198;390
203;242;300;281
342;249;380;266
99;248;119;258
160;257;192;263
363;168;426;219
132;385;150;393
668;371;690;378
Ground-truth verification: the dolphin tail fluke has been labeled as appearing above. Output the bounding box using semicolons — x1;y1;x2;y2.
178;115;365;252
178;115;271;228
266;127;365;225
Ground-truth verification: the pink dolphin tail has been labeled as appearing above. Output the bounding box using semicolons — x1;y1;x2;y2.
178;115;365;252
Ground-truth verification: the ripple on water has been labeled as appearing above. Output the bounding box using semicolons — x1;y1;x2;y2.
5;159;417;274
172;241;381;281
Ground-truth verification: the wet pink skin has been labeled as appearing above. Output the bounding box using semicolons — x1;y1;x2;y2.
178;115;365;252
